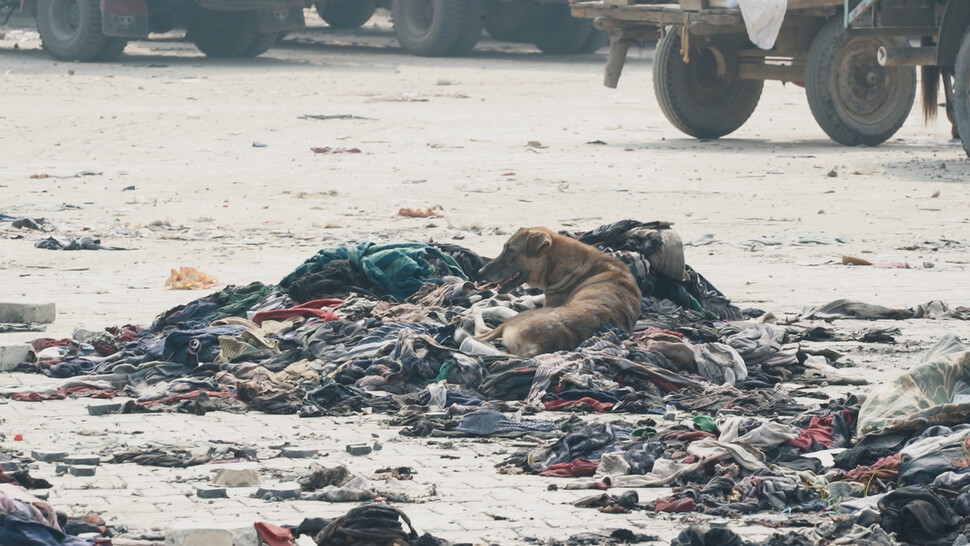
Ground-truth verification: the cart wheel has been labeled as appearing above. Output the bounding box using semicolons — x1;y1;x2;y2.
953;29;970;157
653;30;763;139
805;16;915;146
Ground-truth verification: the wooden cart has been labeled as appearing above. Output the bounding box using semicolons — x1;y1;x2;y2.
570;0;926;146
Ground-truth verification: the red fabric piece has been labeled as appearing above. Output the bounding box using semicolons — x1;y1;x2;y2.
11;385;118;402
655;496;697;513
786;415;834;451
254;521;294;546
538;458;600;477
542;397;614;413
29;337;71;352
251;298;343;325
662;430;717;442
144;390;236;405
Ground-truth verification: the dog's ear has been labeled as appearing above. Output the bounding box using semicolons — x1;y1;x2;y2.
525;230;552;256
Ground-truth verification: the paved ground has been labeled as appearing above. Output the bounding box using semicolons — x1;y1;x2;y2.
2;7;970;546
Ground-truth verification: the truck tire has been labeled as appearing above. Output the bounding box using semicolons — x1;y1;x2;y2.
805;16;916;146
449;0;483;55
245;30;279;57
96;38;129;61
314;0;376;29
37;0;111;61
530;3;592;54
955;28;970;157
576;28;608;54
483;0;532;43
188;10;269;58
392;0;469;57
653;30;763;139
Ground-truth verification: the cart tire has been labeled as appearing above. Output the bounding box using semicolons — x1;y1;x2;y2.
392;0;470;57
530;3;593;54
314;0;376;29
805;16;916;146
653;30;763;139
953;29;970;157
37;0;110;61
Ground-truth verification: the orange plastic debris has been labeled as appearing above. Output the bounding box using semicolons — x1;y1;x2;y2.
165;266;218;290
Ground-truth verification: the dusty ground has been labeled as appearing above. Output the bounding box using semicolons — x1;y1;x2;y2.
1;8;970;545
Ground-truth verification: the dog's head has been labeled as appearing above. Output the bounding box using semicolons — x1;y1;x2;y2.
478;227;553;293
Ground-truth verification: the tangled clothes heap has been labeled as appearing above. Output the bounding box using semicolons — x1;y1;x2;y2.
5;219;970;546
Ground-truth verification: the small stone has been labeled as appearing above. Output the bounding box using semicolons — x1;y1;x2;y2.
69;465;97;476
281;447;318;459
196;486;228;499
827;169;838;177
31;450;68;463
372;442;383;451
346;443;372;456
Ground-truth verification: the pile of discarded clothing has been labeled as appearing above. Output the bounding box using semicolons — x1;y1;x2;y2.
5;218;970;545
0;473;115;545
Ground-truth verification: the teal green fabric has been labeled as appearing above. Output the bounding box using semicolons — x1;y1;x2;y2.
280;242;466;302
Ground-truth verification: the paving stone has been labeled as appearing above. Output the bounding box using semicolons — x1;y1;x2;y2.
31;450;68;462
346;443;372;456
87;402;123;416
64;454;101;466
280;447;318;458
69;465;97;476
164;521;258;546
254;482;302;500
0;342;32;372
195;486;228;499
0;459;21;472
0;302;55;324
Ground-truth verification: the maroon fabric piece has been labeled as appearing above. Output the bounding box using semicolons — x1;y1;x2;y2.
539;458;600;477
542;397;614;413
251;298;343;325
655;496;697;513
786;415;835;451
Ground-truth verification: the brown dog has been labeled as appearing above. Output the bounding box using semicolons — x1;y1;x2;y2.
476;227;641;357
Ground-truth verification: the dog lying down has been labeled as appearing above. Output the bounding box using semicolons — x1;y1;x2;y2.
476;226;642;357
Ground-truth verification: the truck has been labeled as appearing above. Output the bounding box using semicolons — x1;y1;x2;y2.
0;0;306;61
569;0;970;155
312;0;606;56
1;0;605;61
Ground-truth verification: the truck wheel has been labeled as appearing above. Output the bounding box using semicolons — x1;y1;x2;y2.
805;16;916;146
96;38;128;61
188;10;261;58
245;31;279;57
37;0;110;61
483;0;532;43
530;3;592;54
576;28;608;54
653;30;763;139
314;0;376;29
448;0;483;55
392;0;470;57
